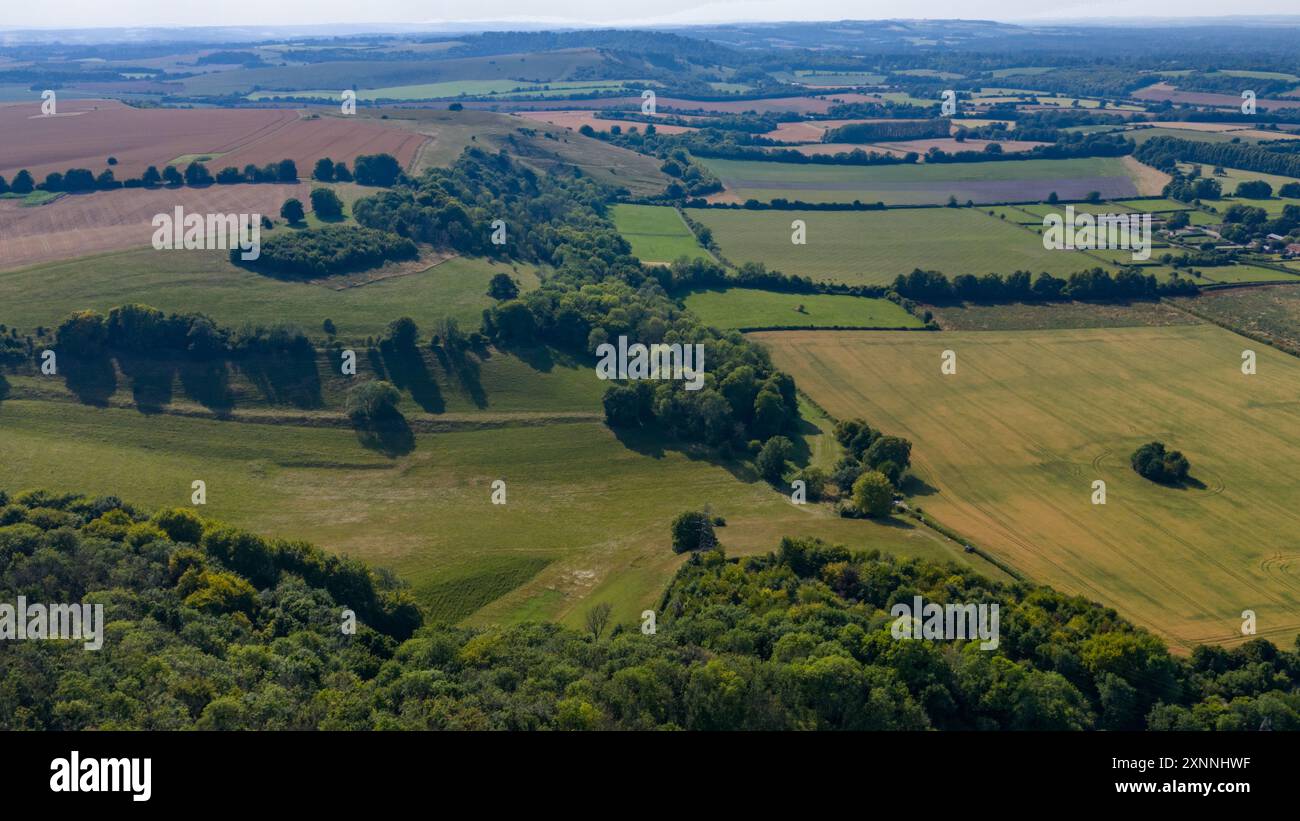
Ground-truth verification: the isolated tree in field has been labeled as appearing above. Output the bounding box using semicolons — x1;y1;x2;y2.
756;435;793;484
322;318;337;336
310;187;344;220
313;157;336;182
345;380;400;421
852;471;894;518
1130;441;1190;484
584;602;613;640
671;510;717;554
280;198;305;225
11;169;34;194
487;272;520;300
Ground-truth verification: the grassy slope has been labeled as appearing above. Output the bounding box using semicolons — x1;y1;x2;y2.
0;248;537;343
689;207;1111;285
684;288;924;330
754;325;1300;649
0;393;997;630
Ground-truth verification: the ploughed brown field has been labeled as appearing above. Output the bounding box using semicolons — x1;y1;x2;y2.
0;98;427;180
1130;82;1298;110
0;182;316;271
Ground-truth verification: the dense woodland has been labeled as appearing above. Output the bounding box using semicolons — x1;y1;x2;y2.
2;489;1296;730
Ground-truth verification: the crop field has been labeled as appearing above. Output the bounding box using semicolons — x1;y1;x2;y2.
683;287;925;330
688;207;1109;284
696;155;1149;205
753;326;1300;649
0;392;995;629
0;100;425;180
609;204;708;263
0;247;538;342
0;182;318;271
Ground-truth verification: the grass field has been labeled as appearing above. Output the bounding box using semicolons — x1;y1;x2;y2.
753;325;1300;649
683;287;924;330
927;300;1200;331
688;207;1109;285
0;247;539;343
0;392;999;630
610;204;708;263
1174;283;1300;355
1198;264;1300;284
382;108;670;197
697;156;1147;205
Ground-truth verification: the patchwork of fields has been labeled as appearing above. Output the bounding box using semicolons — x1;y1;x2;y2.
754;325;1300;649
688;207;1110;284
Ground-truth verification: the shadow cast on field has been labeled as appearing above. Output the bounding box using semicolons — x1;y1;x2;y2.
116;352;175;414
380;340;444;414
900;474;939;498
433;345;487;409
62;351;117;406
238;348;323;409
353;409;415;457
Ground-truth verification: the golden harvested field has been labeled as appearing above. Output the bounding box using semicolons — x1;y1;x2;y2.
754;326;1300;650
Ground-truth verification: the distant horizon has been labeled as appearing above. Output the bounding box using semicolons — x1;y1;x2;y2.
7;8;1300;34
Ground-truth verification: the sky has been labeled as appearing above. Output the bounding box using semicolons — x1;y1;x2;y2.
4;0;1300;29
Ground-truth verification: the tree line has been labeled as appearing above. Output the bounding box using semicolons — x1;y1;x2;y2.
3;489;1296;730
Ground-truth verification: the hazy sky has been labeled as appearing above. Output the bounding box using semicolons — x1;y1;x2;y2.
5;0;1300;29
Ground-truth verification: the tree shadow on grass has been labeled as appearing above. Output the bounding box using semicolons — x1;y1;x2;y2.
115;351;175;414
380;340;444;413
353;408;415;457
434;344;487;409
178;359;234;415
239;347;323;409
62;350;117;406
501;343;555;373
610;424;761;485
787;414;821;469
0;372;9;404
